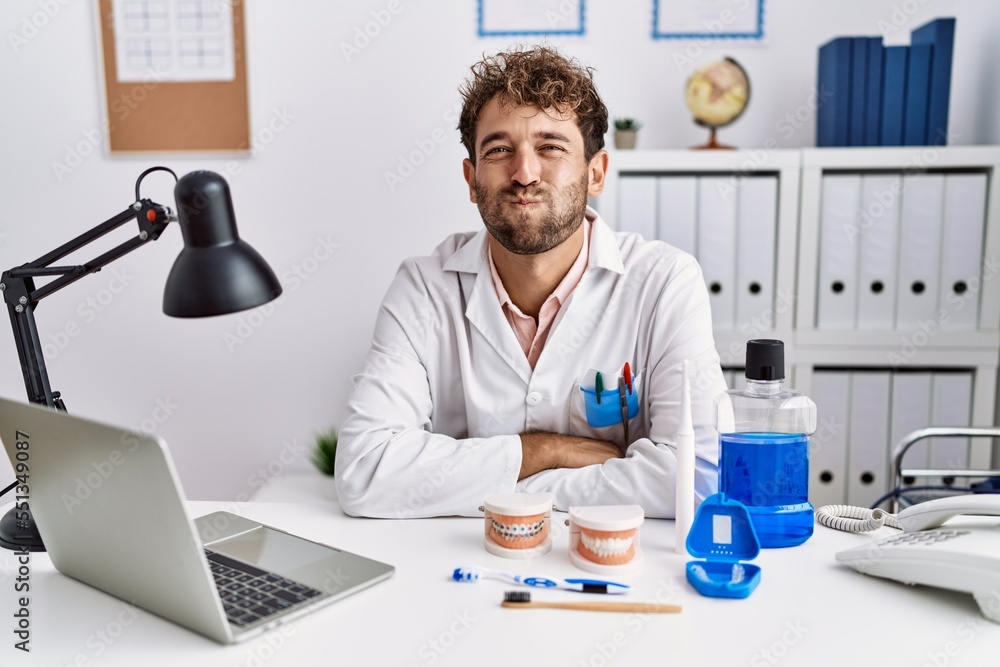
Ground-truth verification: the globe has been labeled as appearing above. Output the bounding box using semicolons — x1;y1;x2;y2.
684;57;750;149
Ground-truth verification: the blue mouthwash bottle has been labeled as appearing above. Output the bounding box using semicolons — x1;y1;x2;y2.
716;340;817;548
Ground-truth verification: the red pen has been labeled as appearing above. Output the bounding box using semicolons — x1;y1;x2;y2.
623;362;633;395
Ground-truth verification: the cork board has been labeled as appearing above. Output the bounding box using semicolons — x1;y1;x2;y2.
96;0;250;153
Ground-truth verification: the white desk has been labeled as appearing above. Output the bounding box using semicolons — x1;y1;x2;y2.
2;499;999;667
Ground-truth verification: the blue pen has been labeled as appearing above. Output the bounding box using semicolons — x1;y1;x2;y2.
452;567;630;594
618;375;630;443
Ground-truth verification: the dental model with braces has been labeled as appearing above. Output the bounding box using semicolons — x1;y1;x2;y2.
481;493;553;558
490;515;546;549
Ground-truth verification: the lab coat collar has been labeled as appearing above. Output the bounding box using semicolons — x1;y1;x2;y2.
442;207;623;385
586;207;626;275
441;206;624;276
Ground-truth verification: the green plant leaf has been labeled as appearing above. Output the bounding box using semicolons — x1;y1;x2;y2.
311;429;338;476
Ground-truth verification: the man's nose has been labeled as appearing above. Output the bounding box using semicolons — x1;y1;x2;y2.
510;150;541;188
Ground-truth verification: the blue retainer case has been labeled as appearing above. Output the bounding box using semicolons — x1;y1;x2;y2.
685;493;762;599
580;382;639;428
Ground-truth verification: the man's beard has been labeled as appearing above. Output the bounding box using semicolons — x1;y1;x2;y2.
475;171;589;255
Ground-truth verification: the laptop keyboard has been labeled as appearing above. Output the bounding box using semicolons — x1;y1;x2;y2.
205;550;323;627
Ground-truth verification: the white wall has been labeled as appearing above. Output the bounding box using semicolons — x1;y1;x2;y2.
0;0;997;500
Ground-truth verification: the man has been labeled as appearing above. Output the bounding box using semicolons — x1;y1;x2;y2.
335;46;725;518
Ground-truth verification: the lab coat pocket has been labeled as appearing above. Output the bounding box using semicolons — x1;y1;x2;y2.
568;372;643;446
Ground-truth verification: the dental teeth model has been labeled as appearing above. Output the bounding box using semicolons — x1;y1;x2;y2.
481;493;553;558
568;505;645;574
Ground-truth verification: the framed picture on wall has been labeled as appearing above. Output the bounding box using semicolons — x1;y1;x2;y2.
653;0;765;40
478;0;586;37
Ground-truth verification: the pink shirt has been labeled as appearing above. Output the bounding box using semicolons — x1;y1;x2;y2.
488;218;591;369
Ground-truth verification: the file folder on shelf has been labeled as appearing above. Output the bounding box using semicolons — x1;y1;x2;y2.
617;175;657;240
865;37;884;147
656;176;697;255
928;372;973;489
817;37;853;147
847;371;893;508
889;372;934;490
816;174;861;329
911;18;955;146
735;176;778;332
880;46;909;146
895;174;944;328
856;174;902;330
849;37;869;147
938;174;987;331
903;43;933;146
697;176;737;330
810;371;850;507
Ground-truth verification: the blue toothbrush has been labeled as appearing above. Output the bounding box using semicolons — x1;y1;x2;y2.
452;567;629;594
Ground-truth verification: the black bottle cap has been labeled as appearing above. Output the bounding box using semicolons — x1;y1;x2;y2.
745;339;784;381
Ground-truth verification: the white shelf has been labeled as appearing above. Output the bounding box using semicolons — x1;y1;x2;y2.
598;147;1000;498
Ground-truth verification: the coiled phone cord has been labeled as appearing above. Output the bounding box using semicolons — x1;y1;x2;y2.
815;505;902;533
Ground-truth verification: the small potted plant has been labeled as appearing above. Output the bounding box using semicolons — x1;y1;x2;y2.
614;118;642;149
311;428;338;476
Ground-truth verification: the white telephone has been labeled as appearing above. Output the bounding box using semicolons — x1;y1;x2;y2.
832;495;1000;624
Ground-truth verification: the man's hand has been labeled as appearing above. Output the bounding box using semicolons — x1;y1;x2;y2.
518;432;624;480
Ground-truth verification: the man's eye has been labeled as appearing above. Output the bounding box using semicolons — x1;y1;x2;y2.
540;145;566;152
485;146;509;155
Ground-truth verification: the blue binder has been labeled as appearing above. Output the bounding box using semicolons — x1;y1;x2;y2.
911;18;955;146
817;37;853;147
849;38;869;146
903;43;933;145
865;37;883;146
880;46;908;146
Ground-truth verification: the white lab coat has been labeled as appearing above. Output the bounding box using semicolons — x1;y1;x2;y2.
336;208;726;518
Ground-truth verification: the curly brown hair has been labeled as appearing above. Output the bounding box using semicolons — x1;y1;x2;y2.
458;46;608;163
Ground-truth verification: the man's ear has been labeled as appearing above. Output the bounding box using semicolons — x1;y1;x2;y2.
587;150;609;197
462;159;477;203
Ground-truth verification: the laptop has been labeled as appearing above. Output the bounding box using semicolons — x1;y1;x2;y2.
0;397;394;644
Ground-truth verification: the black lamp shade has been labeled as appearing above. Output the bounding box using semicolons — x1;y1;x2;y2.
163;171;282;318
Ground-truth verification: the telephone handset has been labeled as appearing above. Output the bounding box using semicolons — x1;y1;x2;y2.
832;494;1000;624
895;494;1000;531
